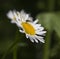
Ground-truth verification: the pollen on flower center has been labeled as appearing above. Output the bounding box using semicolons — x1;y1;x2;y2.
21;22;35;35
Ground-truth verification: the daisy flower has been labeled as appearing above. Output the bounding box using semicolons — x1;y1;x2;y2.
7;10;46;43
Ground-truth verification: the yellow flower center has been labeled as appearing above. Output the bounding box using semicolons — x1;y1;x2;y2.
21;22;35;35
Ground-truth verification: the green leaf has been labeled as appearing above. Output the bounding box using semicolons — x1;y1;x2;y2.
37;13;54;30
36;12;60;59
36;12;60;37
53;13;60;38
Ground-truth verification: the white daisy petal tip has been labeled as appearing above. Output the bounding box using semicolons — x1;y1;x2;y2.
19;30;24;33
20;10;25;13
44;31;47;33
30;40;34;43
20;10;33;22
7;10;17;24
7;10;13;19
33;19;39;24
34;39;38;43
26;34;29;38
28;36;34;43
41;39;45;43
30;38;45;43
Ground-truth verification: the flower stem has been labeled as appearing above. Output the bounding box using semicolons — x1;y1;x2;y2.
43;31;51;59
13;45;17;59
13;30;19;59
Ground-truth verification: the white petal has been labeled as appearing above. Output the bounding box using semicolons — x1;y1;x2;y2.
36;31;46;35
27;17;33;22
7;10;14;19
26;34;28;38
33;19;39;24
13;11;18;19
33;36;38;43
35;35;43;39
35;27;44;31
24;14;29;20
33;24;41;29
19;30;24;33
16;22;20;27
35;35;45;43
28;36;34;42
39;38;45;43
7;10;19;24
11;20;16;23
20;10;25;15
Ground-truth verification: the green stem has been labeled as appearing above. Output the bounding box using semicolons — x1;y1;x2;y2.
13;45;17;59
13;30;19;59
43;31;51;59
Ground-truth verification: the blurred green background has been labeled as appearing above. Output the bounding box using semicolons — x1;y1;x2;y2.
0;0;60;59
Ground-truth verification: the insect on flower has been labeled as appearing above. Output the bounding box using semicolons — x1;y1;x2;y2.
7;10;46;43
